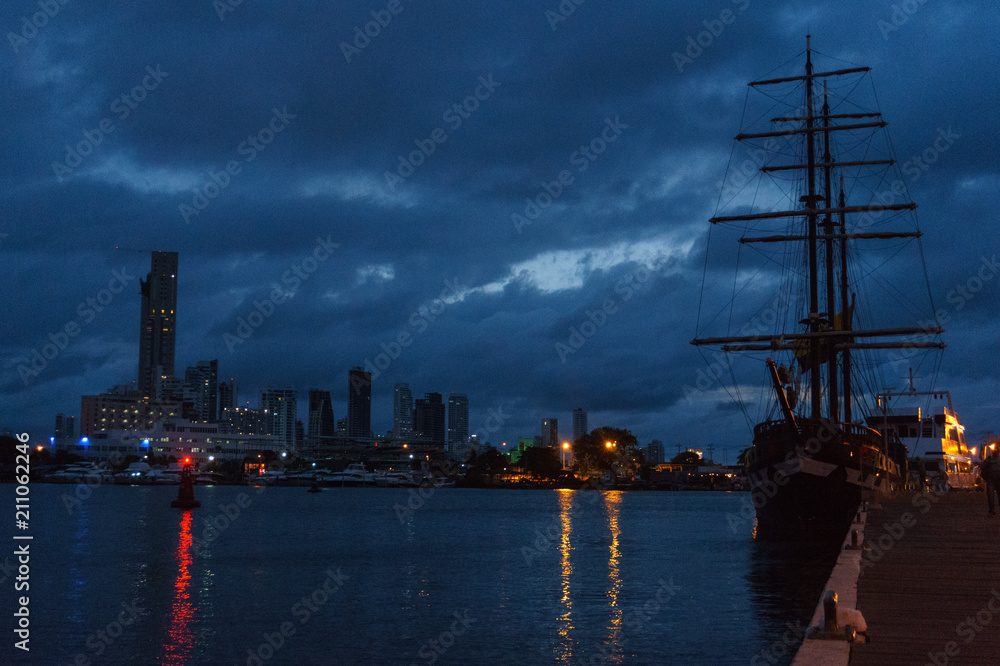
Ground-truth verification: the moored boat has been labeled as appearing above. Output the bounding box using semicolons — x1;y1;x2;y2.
692;37;945;531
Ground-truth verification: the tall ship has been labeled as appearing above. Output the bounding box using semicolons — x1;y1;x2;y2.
691;37;946;530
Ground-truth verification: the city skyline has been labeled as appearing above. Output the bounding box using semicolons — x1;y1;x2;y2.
2;2;997;462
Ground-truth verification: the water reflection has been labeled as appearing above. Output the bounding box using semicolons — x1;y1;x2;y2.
554;490;574;661
160;511;196;665
604;491;623;663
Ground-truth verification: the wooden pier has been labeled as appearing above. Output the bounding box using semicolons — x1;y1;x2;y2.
850;490;1000;665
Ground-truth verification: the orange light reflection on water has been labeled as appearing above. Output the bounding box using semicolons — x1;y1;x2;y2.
604;491;623;663
554;490;574;661
161;511;196;665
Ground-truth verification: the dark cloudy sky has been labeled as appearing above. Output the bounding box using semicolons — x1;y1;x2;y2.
2;1;998;462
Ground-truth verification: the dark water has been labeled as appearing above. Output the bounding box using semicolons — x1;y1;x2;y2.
14;485;839;665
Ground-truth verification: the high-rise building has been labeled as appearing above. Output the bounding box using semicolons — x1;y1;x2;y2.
447;393;469;450
218;379;237;414
646;440;665;464
183;359;218;421
138;251;178;400
260;387;297;450
347;367;371;439
393;383;413;439
541;418;558;448
572;408;588;443
54;413;75;445
308;389;335;441
414;392;445;445
221;406;272;436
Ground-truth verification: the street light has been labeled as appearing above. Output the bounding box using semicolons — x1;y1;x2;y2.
562;441;570;469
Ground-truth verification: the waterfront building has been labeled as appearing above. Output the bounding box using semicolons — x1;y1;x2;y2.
393;383;414;439
221;406;272;436
414;393;445;445
65;419;281;462
260;387;297;450
447;393;469;451
138;251;178;400
347;367;371;439
183;359;218;421
307;389;336;445
218;379;237;413
572;408;587;443
54;413;75;442
646;440;665;464
79;391;182;437
541;418;558;448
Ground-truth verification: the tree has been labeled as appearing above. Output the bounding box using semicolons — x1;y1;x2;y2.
670;451;702;466
520;446;562;479
573;427;643;479
465;447;508;486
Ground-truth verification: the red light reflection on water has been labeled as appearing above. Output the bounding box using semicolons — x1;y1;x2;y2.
161;511;196;664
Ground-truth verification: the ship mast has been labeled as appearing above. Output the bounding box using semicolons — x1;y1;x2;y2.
691;35;946;425
804;36;822;419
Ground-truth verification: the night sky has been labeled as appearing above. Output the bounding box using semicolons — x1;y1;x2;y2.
2;1;998;461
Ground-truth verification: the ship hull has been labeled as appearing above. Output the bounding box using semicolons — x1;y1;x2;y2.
746;418;903;532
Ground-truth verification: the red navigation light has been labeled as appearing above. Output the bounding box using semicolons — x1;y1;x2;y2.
183;457;191;465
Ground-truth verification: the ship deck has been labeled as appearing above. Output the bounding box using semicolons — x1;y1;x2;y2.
849;490;1000;665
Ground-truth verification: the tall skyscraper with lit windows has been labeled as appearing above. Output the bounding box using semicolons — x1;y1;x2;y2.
138;251;178;400
393;383;413;439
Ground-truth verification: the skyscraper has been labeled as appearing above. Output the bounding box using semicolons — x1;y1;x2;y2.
393;383;413;439
414;393;445;445
218;379;237;414
308;389;335;441
260;387;297;450
541;418;558;448
447;393;469;450
184;359;218;421
572;407;588;443
347;367;371;439
138;251;178;400
54;413;75;445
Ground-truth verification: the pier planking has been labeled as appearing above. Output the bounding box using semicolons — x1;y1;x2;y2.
850;490;1000;665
